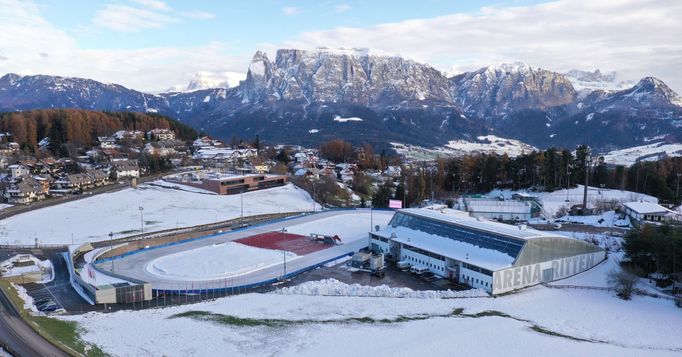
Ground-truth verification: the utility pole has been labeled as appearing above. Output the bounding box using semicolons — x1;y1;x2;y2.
109;232;115;272
677;173;681;203
138;206;144;234
582;154;590;216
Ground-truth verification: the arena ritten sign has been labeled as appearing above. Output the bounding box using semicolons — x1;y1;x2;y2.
492;251;605;295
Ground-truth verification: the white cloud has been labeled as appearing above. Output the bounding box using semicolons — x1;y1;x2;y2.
0;0;247;92
334;4;351;13
94;4;177;32
282;6;299;16
285;0;682;92
132;0;171;11
181;10;216;20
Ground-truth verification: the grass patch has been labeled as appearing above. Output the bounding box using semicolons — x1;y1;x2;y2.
170;310;440;327
530;325;593;342
0;279;109;357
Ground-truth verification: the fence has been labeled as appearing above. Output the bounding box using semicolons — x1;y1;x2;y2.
544;283;681;302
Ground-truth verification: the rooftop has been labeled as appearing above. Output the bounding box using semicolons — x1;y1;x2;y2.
623;201;671;214
400;208;559;241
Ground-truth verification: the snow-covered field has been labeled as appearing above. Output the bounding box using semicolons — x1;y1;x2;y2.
285;211;394;243
145;242;298;281
63;255;682;356
0;183;319;245
488;185;656;217
601;142;682;166
392;135;536;161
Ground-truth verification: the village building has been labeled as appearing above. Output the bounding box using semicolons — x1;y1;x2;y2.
112;160;140;180
166;171;287;195
147;129;176;141
4;176;46;204
622;201;675;225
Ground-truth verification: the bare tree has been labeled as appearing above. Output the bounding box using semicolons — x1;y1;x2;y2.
608;268;641;300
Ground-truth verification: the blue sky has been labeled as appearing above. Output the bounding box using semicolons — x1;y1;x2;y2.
38;0;545;52
1;0;680;92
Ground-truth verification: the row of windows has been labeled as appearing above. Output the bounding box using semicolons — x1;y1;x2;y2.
401;244;445;261
462;262;493;277
403;255;445;272
389;213;525;258
462;274;490;288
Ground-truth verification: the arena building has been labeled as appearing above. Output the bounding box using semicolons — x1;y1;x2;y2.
370;208;605;295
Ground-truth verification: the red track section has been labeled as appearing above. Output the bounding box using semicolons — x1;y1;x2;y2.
236;231;332;255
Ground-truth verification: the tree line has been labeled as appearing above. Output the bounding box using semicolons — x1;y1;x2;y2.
0;109;197;156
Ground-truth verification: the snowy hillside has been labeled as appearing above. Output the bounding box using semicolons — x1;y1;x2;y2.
600;141;682;166
0;183;319;245
392;135;536;160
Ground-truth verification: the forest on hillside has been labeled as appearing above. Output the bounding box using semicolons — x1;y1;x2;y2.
0;109;197;153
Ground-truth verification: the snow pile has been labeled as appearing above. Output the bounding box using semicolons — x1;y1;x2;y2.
10;283;42;315
274;279;488;298
145;242;298;281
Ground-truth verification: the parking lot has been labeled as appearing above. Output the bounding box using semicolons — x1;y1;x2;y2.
21;282;65;314
282;259;472;292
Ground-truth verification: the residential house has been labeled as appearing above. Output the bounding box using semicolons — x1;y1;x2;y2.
8;164;29;179
98;136;117;149
4;177;45;204
147;129;176;141
112;160;140;179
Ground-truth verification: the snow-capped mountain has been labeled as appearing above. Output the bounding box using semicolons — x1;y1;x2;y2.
239;48;453;105
547;77;682;149
564;69;634;93
164;72;247;93
450;62;577;120
1;49;681;152
0;73;169;114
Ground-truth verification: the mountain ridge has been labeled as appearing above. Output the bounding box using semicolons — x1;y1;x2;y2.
1;48;681;152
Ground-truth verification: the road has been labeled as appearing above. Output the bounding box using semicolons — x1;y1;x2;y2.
101;210;394;291
0;286;69;357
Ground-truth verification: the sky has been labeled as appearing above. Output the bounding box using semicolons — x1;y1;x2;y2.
0;0;681;93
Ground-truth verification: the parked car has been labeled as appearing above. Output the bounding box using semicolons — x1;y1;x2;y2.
410;266;429;275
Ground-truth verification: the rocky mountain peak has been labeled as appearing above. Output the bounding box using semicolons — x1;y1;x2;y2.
451;63;576;119
239;48;452;105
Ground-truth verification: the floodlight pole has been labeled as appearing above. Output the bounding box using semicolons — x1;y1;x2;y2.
281;228;288;277
139;206;144;234
109;231;115;272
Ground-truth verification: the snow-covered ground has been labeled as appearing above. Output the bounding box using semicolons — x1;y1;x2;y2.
392;135;536;161
144;242;298;281
601;142;682;167
488;185;656;217
63;254;682;356
0;183;319;245
285;211;394;243
0;203;11;211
